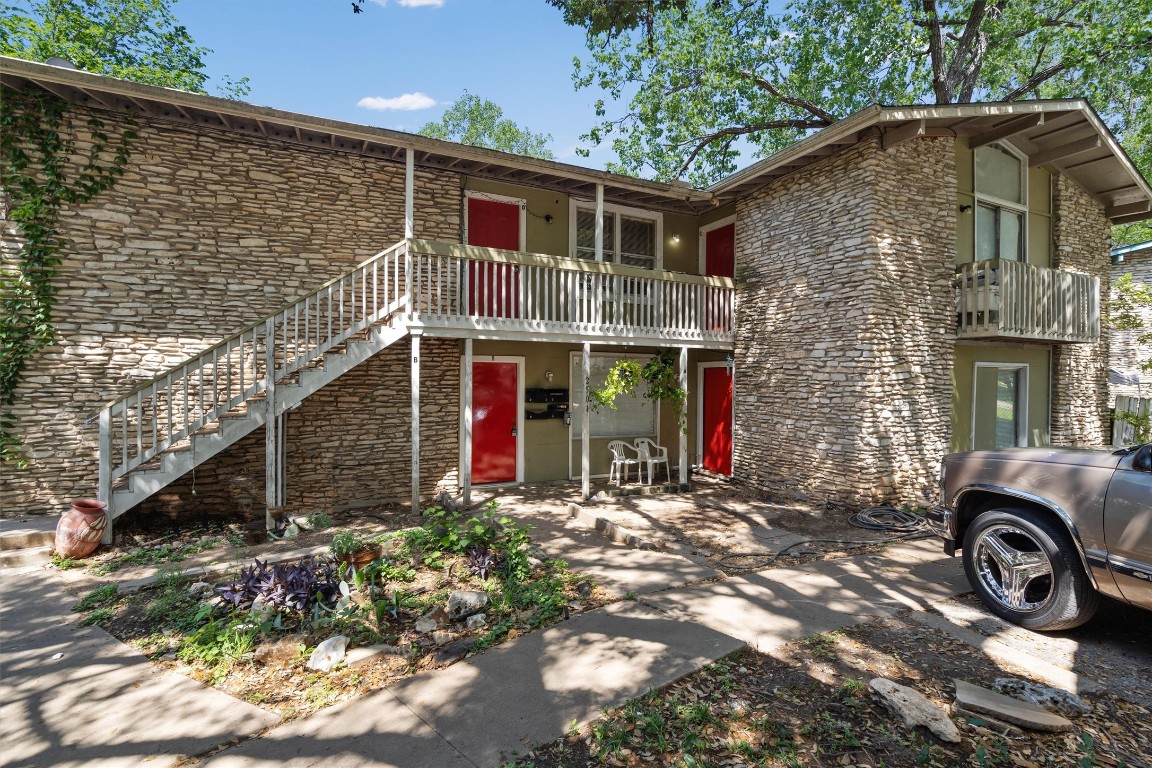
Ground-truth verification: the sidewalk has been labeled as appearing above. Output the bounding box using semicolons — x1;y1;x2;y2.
1;496;967;768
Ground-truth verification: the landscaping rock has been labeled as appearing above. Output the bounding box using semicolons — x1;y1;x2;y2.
870;678;961;743
188;581;214;598
953;679;1074;733
951;702;1025;738
447;589;489;619
307;635;348;672
254;634;308;667
434;638;475;667
415;606;449;633
431;630;457;647
465;613;487;630
993;677;1093;716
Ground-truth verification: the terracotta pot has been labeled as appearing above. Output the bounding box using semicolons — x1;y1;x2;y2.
54;498;108;559
340;543;382;571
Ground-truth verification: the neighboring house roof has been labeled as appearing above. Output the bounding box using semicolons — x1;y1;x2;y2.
2;56;1151;223
1112;241;1152;263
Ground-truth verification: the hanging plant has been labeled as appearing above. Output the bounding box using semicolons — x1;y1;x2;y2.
0;89;136;465
589;350;687;429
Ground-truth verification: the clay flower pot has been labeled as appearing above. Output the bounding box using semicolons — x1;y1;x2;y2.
54;498;108;559
342;543;383;571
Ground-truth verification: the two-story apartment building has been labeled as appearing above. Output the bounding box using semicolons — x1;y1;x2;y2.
1;57;1149;538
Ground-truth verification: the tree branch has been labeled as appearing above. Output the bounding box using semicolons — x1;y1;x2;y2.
737;71;838;123
1001;63;1069;100
674;120;829;176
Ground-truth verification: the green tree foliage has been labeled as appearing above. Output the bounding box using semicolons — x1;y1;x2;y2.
0;0;249;97
417;92;556;160
550;0;1152;195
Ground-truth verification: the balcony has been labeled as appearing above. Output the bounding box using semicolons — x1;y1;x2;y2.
955;259;1100;344
404;239;735;349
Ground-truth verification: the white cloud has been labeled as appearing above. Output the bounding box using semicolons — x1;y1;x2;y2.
357;93;438;112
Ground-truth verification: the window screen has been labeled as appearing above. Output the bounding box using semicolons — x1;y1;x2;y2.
975;144;1023;203
569;353;658;438
619;216;656;269
575;209;613;261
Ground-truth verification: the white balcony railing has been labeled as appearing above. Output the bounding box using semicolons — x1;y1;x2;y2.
405;239;735;345
956;259;1099;343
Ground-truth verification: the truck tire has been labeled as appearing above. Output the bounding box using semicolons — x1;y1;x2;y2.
962;507;1099;631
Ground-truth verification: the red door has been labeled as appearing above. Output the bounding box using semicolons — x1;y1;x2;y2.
472;361;518;484
467;197;521;318
705;223;735;278
701;366;733;475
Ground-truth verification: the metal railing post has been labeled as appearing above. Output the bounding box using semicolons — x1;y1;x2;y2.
98;408;113;544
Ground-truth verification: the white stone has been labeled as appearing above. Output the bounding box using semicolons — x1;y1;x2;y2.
306;635;348;672
870;678;961;743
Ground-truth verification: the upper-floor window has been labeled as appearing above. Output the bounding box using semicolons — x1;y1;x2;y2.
570;200;663;270
974;143;1027;262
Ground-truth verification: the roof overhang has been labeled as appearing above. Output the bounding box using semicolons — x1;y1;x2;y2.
0;56;713;215
709;101;1152;224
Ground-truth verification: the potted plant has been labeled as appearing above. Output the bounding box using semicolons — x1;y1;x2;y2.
329;531;382;570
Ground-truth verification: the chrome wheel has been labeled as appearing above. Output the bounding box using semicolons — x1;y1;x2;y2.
970;523;1054;613
962;508;1099;631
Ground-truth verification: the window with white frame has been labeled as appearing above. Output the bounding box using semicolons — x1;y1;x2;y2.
570;200;662;270
974;143;1027;262
569;352;658;438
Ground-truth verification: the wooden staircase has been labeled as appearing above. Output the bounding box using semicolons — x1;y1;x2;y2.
97;241;414;541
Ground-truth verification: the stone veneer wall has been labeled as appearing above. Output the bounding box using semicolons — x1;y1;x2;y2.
1;102;462;517
733;136;956;506
1109;251;1152;403
1050;176;1112;446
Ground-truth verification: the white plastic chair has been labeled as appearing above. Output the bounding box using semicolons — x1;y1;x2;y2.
607;440;640;486
634;438;670;485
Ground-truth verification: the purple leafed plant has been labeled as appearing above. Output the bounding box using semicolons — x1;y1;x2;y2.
216;557;341;617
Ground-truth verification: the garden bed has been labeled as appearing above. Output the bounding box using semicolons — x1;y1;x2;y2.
71;501;608;720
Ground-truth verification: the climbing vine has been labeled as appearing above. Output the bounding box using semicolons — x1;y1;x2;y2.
0;89;135;465
589;349;687;429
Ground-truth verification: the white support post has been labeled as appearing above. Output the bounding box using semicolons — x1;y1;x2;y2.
581;342;591;499
679;346;689;485
462;338;473;508
411;331;422;513
405;148;414;239
594;184;604;263
264;318;279;531
98;408;113;545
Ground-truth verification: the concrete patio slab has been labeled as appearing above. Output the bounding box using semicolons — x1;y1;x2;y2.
641;545;967;651
540;531;724;597
387;599;744;768
201;687;474;768
0;577;279;768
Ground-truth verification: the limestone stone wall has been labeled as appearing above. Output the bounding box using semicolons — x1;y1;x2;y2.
1109;251;1152;403
2;102;462;517
1050;176;1112;446
733;136;956;506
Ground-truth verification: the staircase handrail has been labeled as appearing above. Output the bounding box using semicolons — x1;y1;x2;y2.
97;239;410;495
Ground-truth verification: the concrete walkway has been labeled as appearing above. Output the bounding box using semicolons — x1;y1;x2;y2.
0;497;968;768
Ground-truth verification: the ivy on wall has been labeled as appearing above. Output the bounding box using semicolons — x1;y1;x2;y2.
0;89;135;465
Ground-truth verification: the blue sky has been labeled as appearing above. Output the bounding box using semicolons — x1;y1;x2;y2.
175;0;616;166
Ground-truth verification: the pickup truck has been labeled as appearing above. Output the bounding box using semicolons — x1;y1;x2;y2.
928;442;1152;630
